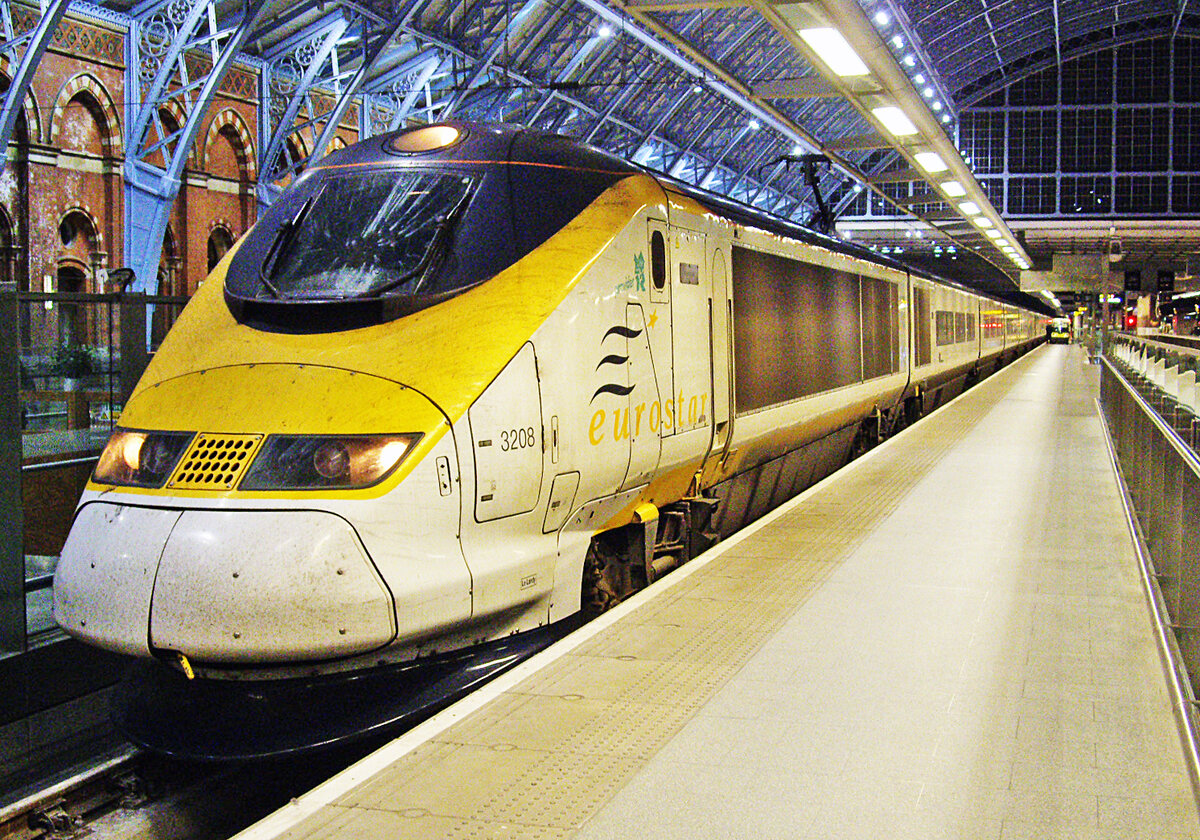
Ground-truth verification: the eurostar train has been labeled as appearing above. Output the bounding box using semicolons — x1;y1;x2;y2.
54;121;1042;695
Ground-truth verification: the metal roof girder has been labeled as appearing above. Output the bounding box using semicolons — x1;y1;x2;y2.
361;51;444;135
0;0;70;176
765;0;1029;277
362;46;444;93
260;9;349;61
256;14;349;204
666;105;727;175
521;6;591;77
699;123;752;186
442;0;543;118
298;18;405;177
122;0;269;304
583;60;678;141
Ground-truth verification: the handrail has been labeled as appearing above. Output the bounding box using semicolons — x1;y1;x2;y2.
15;290;190;305
1096;377;1200;815
1101;356;1200;478
1114;332;1200;359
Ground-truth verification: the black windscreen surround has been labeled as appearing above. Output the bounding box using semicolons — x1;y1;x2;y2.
224;122;639;333
732;246;871;414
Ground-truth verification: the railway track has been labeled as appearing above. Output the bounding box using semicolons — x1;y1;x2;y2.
2;737;389;840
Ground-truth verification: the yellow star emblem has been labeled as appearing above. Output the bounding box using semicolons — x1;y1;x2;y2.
648;310;659;328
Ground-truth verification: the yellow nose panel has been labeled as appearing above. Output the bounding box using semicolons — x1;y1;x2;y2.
168;433;265;491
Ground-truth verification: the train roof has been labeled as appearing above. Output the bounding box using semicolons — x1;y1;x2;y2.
311;122;1045;316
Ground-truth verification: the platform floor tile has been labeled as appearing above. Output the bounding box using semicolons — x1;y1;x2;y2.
272;345;1199;840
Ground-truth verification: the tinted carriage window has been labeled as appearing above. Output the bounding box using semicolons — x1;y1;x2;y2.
264;170;475;299
935;310;955;346
913;288;932;366
732;246;861;412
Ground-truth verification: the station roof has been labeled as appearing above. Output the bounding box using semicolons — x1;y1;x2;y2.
60;0;1197;309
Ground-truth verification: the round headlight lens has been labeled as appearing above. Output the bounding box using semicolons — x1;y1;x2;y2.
312;441;351;480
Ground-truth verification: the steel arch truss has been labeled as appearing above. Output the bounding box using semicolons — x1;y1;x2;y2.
384;0;840;222
0;0;70;174
123;0;267;294
256;8;402;208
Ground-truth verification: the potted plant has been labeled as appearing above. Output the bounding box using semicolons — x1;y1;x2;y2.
55;344;95;391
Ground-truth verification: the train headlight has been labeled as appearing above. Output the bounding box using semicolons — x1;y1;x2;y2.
93;429;194;488
240;434;421;490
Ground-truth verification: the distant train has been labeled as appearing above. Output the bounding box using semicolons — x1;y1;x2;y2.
1048;317;1072;343
54;121;1042;689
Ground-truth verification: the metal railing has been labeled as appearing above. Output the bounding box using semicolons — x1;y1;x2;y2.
1099;334;1200;804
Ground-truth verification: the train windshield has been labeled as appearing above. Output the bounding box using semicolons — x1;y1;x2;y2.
262;169;475;299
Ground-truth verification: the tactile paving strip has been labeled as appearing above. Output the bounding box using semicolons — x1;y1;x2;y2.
280;359;1032;840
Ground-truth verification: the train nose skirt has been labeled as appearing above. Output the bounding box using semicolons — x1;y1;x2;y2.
112;616;583;761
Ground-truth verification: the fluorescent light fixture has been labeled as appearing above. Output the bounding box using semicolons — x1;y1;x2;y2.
923;87;934;98
985;229;1002;239
941;114;951;123
873;106;918;136
904;55;916;66
892;35;903;48
914;152;948;172
940;180;966;196
914;73;926;84
749;119;760;130
958;201;981;214
598;24;613;38
972;217;993;228
874;10;890;25
932;101;942;111
799;28;870;76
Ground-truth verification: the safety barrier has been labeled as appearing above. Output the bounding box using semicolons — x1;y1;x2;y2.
1100;336;1200;799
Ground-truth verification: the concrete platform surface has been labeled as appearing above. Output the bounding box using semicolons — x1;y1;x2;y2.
239;344;1199;840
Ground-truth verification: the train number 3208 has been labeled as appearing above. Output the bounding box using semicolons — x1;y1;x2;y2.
500;427;537;451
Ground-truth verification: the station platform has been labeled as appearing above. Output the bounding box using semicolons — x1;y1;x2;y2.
239;344;1200;840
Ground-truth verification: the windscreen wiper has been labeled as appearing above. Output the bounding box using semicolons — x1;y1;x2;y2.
355;188;473;299
259;193;316;298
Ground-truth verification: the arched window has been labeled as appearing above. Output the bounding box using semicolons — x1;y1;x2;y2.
56;263;89;347
59;91;109;156
207;226;234;272
208;125;252;182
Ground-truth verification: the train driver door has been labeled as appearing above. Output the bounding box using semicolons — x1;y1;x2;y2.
645;219;675;437
668;225;711;443
700;245;731;482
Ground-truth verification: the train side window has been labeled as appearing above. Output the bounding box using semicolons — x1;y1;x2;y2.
651;231;666;290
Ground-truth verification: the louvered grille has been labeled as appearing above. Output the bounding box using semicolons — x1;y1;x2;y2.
167;433;264;490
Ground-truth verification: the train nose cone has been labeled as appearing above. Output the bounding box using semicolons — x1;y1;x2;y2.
147;509;396;663
55;504;397;663
54;504;183;657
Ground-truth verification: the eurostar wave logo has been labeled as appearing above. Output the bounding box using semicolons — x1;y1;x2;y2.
590;324;640;402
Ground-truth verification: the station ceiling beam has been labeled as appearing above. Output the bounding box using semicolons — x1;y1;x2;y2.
257;10;404;208
0;0;70;176
749;0;1032;277
123;0;269;297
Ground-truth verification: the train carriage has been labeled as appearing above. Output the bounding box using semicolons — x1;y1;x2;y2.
52;122;1042;746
